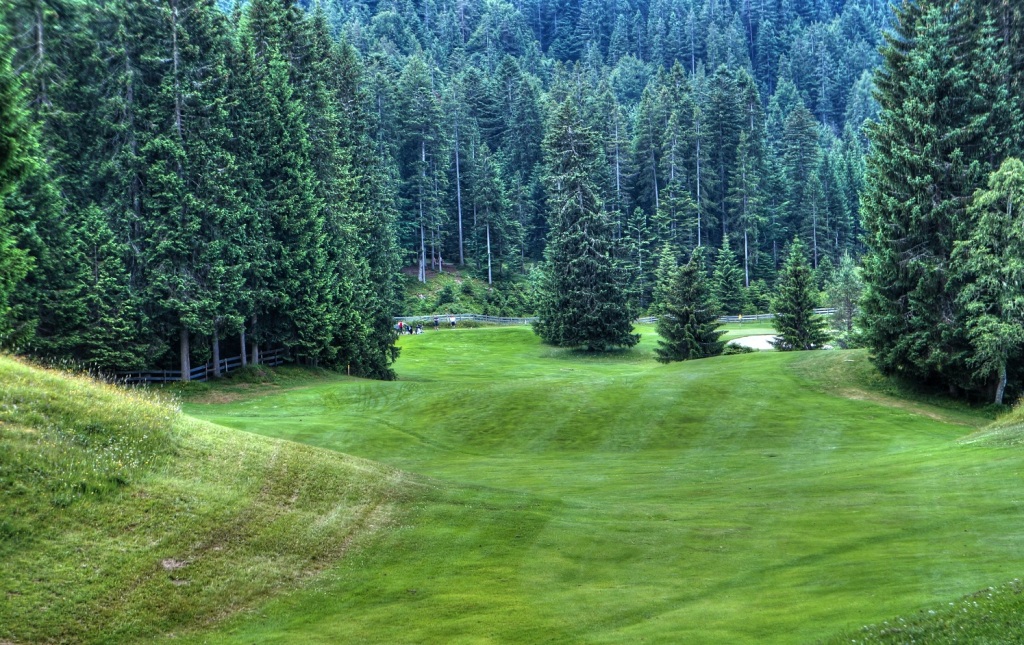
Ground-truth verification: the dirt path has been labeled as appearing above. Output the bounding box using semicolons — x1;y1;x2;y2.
728;334;777;351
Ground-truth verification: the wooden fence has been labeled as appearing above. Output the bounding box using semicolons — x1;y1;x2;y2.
397;309;836;327
115;347;287;384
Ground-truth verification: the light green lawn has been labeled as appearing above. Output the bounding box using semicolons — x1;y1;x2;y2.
177;326;1024;644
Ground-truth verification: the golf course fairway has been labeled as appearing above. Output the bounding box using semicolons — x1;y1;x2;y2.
181;325;1024;643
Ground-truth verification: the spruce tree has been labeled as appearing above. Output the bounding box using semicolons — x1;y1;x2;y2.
650;243;678;315
860;0;1015;391
826;252;863;348
951;158;1024;404
655;248;724;362
534;99;638;352
771;240;829;351
712;241;746;315
0;26;31;332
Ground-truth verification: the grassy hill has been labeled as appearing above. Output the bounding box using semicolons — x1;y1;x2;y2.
0;355;410;643
5;324;1024;643
178;325;1024;644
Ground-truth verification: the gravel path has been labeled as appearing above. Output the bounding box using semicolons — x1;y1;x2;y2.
728;334;778;351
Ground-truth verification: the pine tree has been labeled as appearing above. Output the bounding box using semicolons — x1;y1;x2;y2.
397;55;447;283
655;247;724;362
534;99;638;351
728;131;764;287
951;158;1024;404
0;28;31;330
860;0;1016;391
826;252;862;347
712;241;746;315
650;243;678;315
771;240;828;350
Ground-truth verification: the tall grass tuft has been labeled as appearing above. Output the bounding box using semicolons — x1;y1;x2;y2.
0;355;177;508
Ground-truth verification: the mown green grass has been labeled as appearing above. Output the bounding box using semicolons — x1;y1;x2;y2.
0;355;410;643
179;325;1024;644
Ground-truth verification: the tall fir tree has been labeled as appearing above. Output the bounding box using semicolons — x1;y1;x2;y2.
0;26;31;331
860;0;1016;393
535;99;638;351
712;240;746;315
951;158;1024;404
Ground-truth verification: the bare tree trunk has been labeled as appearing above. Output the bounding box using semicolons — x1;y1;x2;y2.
743;228;750;287
812;205;819;268
250;314;259;365
455;122;465;265
996;361;1008;405
419;140;427;283
34;0;47;107
240;325;248;366
486;223;492;285
213;326;221;377
651;148;659;213
696;132;702;247
180;327;191;383
171;0;183;140
420;222;427;283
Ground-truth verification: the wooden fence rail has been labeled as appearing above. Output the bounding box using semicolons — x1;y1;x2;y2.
115;347;287;385
396;309;836;327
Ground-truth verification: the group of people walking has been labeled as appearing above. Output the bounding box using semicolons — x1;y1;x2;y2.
395;315;458;335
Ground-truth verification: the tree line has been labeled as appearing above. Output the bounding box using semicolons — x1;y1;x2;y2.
0;0;886;380
1;0;401;379
860;0;1024;404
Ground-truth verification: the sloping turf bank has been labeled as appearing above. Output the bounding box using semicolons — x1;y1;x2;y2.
0;355;410;643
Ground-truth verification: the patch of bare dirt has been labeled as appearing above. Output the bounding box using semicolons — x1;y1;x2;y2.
161;558;189;571
836;387;969;425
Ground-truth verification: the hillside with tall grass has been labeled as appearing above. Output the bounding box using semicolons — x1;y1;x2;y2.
0;355;410;643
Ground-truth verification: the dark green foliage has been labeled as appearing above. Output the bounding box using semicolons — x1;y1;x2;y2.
712;241;746;315
951;158;1024;404
826;253;863;348
0;0;901;378
0;26;31;331
535;100;638;352
771;240;829;351
655;248;724;362
860;0;1017;394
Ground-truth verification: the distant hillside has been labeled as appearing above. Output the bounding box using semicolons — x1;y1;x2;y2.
0;355;411;643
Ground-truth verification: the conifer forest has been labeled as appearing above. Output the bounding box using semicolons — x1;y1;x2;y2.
0;0;1022;400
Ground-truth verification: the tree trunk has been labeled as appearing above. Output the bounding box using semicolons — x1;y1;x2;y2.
812;205;819;268
240;325;247;366
180;327;191;383
651;148;659;213
996;360;1008;405
455;122;464;265
695;119;702;247
420;221;427;283
213;326;221;377
419;140;427;283
250;314;259;365
486;223;493;285
743;229;750;288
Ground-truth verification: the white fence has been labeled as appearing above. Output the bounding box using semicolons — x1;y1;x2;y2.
397;309;835;327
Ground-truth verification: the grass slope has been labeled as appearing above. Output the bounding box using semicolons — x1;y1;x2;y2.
0;356;409;644
180;325;1024;644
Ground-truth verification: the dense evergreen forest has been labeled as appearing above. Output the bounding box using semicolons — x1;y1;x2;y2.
1;0;1021;399
0;0;885;378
